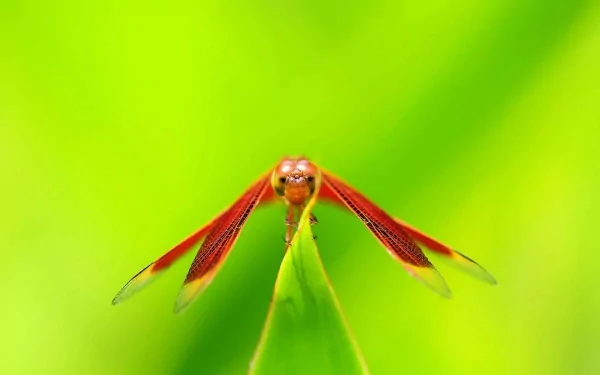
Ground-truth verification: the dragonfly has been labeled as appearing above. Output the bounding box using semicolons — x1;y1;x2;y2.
113;157;496;313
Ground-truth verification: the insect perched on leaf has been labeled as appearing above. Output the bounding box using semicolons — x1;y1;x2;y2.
113;157;496;313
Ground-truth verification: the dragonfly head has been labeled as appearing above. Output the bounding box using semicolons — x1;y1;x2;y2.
272;158;321;205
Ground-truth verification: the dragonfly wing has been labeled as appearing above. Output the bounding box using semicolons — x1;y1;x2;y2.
317;180;340;203
174;174;271;313
112;214;221;305
321;171;451;298
395;220;497;285
319;173;495;286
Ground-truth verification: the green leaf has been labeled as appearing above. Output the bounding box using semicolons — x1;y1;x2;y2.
249;199;369;375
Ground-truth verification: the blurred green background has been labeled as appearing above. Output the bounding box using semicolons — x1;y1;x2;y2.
2;0;599;374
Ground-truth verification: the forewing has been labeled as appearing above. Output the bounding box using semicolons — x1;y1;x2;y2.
321;171;451;298
318;174;495;285
395;220;497;285
112;213;221;305
174;174;271;313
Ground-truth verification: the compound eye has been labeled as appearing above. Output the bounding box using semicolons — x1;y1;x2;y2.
271;172;287;196
306;169;321;195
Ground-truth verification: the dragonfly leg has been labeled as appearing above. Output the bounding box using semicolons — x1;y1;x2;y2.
282;235;292;247
283;204;316;249
284;205;296;250
297;203;318;238
284;205;298;227
296;203;317;225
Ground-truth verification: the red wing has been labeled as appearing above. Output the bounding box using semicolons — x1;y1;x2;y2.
112;213;222;305
318;175;495;285
174;174;271;313
394;220;497;285
113;173;272;307
321;171;451;297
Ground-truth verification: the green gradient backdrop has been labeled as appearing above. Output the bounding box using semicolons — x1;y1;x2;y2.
2;1;599;374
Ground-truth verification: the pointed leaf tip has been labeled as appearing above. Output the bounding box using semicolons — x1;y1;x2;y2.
250;197;369;375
